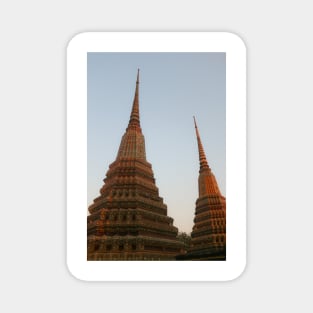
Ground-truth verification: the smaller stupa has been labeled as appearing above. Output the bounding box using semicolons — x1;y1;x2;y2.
179;117;226;260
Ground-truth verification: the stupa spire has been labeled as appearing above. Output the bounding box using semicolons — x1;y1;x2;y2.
193;116;210;171
117;69;146;160
127;69;140;129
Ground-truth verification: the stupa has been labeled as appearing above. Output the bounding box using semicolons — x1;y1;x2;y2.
181;117;226;260
87;70;183;260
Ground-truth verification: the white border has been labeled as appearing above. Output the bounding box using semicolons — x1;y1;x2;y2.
67;32;246;281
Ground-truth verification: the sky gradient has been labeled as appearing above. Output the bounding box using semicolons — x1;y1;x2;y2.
87;52;226;233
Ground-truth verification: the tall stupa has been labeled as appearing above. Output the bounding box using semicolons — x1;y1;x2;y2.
87;70;183;260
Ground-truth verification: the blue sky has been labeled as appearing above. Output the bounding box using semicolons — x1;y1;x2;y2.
87;52;226;233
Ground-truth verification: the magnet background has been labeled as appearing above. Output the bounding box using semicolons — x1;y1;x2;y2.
0;1;312;312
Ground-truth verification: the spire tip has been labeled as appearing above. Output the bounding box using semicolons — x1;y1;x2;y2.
193;117;209;170
136;69;140;83
193;116;197;128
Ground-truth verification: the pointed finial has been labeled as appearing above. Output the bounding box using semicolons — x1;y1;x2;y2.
193;116;210;171
127;70;141;130
193;116;198;130
137;68;140;83
193;116;201;140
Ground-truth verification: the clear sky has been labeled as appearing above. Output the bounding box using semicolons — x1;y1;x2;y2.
87;52;226;234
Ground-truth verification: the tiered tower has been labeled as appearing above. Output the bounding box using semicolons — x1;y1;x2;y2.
186;117;226;260
87;70;183;260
